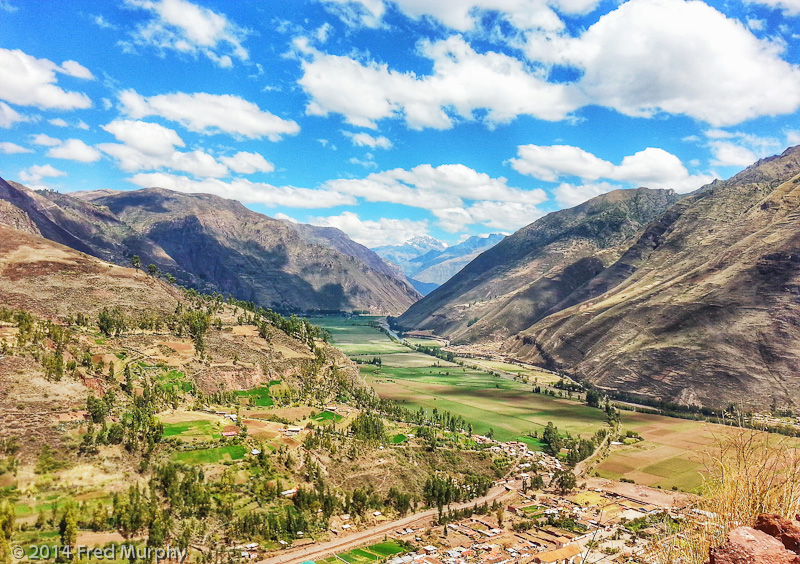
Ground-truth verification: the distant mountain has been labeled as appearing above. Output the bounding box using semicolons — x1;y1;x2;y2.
373;236;448;273
373;234;504;293
397;187;681;342
0;179;419;314
408;234;506;286
504;146;800;409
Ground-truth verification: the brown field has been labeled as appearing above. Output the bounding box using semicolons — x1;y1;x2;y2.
159;410;221;424
594;412;740;492
242;419;281;439
246;406;315;421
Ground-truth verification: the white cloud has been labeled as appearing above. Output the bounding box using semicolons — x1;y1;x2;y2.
744;0;800;15
309;210;429;247
708;141;758;167
320;0;597;31
344;131;393;149
434;201;545;232
787;130;800;146
19;164;66;183
31;134;62;146
102;119;185;155
124;0;249;67
349;156;378;168
49;118;68;127
76;120;90;130
296;35;576;129
314;0;800;130
703;129;783;167
554;181;619;207
747;18;765;31
220;151;274;174
59;60;94;79
0;102;25;127
128;172;355;208
525;0;800;127
0;142;31;154
120;89;300;140
274;212;298;223
326;163;545;211
47;138;102;162
511;144;715;192
0;48;92;110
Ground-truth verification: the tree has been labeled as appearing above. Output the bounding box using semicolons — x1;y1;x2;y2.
0;500;13;564
131;255;141;270
147;264;158;276
586;389;601;408
542;422;563;456
553;470;577;494
165;273;176;284
59;501;77;561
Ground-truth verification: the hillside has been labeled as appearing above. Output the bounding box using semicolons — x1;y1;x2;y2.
0;179;419;314
504;146;800;409
396;188;682;342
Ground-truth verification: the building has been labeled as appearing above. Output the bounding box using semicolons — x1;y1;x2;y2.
532;544;582;563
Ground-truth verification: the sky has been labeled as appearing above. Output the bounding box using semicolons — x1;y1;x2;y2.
0;0;799;248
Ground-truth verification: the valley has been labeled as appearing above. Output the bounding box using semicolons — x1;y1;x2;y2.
309;315;748;493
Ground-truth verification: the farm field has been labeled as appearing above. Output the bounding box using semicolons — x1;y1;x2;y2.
315;540;408;564
310;316;608;442
310;315;749;491
172;445;247;465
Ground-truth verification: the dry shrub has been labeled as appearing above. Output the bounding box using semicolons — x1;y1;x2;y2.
651;427;800;564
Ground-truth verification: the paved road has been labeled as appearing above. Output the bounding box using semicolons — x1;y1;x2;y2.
257;481;517;564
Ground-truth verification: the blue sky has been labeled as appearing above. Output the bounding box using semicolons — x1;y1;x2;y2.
0;0;799;247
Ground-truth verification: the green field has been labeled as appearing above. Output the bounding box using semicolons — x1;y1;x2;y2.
316;540;407;564
236;386;275;407
159;369;194;392
313;411;343;423
162;419;221;440
306;316;407;355
172;445;247;465
311;315;739;489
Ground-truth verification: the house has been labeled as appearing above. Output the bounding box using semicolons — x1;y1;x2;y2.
286;426;303;435
532;544;582;563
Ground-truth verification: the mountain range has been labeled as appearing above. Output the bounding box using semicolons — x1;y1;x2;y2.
397;146;800;409
0;179;419;315
374;234;505;295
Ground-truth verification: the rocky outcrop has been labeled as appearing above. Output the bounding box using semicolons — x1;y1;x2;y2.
708;514;800;563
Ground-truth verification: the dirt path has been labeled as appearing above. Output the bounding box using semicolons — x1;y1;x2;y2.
257;481;518;564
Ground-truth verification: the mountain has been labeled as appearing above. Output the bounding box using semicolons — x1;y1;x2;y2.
0;178;419;314
373;236;448;274
407;233;506;286
503;146;800;409
396;188;682;342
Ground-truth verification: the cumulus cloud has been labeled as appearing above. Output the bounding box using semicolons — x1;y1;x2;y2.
511;144;715;193
99;119;276;178
309;211;429;247
49;118;69;127
0;102;25;127
525;0;800;126
310;0;800;130
19;164;66;183
702;129;783;167
220;151;275;174
744;0;800;15
102;119;185;155
326;163;545;212
435;200;545;232
47;138;102;162
554;181;620;207
123;0;249;67
120;90;299;140
344;131;393;149
128;172;355;208
296;35;576;129
0;142;31;154
31;134;63;146
0;48;92;110
320;0;596;31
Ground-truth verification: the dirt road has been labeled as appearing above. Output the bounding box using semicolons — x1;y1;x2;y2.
257;481;518;564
